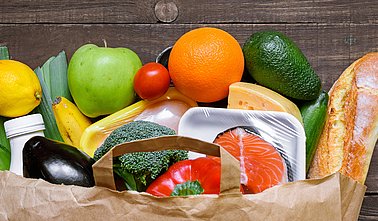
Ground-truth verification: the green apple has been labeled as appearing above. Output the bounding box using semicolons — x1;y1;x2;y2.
68;44;142;118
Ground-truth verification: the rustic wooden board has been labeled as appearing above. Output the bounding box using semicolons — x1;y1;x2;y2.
0;1;155;24
0;0;377;24
366;145;378;192
3;23;377;91
360;195;378;220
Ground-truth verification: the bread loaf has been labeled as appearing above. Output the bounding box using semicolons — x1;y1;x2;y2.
308;53;378;184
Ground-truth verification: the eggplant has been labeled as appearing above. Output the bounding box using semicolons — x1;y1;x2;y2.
23;136;95;187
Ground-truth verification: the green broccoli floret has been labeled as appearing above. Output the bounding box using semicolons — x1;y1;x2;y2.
93;121;188;192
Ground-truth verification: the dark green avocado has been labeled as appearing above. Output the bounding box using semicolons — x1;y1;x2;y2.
243;31;321;100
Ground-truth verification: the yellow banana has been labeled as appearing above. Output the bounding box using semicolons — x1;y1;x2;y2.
52;96;92;152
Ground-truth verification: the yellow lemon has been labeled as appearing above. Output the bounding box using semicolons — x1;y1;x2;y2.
0;60;42;117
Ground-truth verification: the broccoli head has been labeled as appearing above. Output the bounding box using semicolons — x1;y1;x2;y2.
93;121;188;192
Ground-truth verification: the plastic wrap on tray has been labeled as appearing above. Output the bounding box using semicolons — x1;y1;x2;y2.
80;88;197;157
134;100;191;132
178;107;305;193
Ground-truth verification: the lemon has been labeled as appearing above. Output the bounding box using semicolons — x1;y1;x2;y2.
0;60;42;117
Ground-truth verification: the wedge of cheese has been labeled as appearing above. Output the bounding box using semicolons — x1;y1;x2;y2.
228;82;303;124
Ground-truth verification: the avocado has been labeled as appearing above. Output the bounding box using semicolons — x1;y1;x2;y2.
242;31;321;101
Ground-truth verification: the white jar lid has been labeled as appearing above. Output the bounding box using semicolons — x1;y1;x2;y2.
4;114;45;139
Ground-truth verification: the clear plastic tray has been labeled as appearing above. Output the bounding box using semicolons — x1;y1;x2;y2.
178;107;306;182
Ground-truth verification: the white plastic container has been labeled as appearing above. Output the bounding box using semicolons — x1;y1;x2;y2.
178;107;306;182
4;114;45;176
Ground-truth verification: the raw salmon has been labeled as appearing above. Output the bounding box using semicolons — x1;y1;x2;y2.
213;127;286;193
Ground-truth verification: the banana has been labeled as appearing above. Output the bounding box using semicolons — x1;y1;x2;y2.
52;96;92;151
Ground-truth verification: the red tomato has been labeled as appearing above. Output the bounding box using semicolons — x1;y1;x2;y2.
133;62;171;100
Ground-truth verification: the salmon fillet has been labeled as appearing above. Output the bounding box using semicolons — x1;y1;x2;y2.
214;127;286;193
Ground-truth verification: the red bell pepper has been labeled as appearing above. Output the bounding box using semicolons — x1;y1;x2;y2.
146;157;221;197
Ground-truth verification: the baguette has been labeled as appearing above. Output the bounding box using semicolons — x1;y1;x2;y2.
308;53;378;184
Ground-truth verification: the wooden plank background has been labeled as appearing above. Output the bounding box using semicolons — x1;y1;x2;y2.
0;0;377;220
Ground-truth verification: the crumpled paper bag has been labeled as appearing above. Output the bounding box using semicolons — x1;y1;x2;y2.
0;136;366;221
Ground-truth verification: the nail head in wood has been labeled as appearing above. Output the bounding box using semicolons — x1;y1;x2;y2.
154;1;179;23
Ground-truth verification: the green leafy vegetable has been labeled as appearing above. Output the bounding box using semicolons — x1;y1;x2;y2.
0;46;11;150
0;117;10;152
33;67;64;142
48;51;73;102
41;56;55;92
0;46;10;60
32;51;73;142
0;144;10;171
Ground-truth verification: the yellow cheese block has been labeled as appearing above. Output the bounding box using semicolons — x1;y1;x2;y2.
228;82;303;124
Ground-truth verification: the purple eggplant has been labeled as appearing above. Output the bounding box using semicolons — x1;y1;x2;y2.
23;136;95;187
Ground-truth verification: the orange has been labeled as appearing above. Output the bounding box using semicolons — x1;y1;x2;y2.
168;27;244;103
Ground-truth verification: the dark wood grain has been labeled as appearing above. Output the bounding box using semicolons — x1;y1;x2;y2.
0;0;377;24
366;144;378;193
351;24;378;59
0;1;156;24
3;23;377;91
360;195;378;220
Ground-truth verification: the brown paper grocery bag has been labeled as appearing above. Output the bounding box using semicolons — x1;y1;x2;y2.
0;136;367;221
93;135;241;194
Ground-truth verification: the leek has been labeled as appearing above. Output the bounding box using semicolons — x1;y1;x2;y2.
49;51;73;102
32;51;73;142
41;56;55;93
0;46;11;150
0;46;9;60
33;67;64;142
